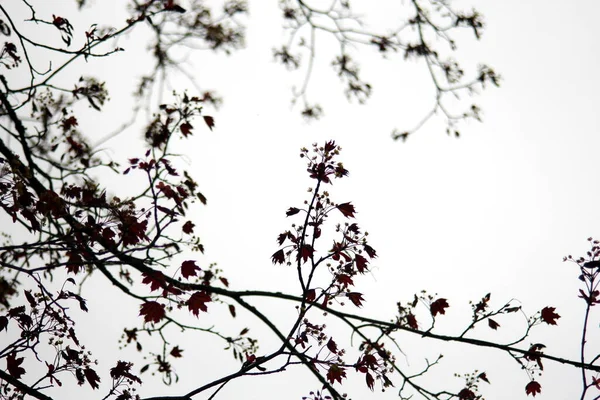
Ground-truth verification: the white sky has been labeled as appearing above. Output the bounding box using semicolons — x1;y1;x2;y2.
5;0;600;399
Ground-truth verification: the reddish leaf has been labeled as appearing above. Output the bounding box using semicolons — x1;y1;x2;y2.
181;260;201;279
347;292;364;307
324;141;336;153
355;254;368;273
326;338;338;354
337;274;354;288
229;304;236;318
478;372;490;383
187;291;211;316
170;346;183;358
180;122;193;137
203;116;215;131
297;244;314;263
475;293;491;313
365;372;375;391
540;306;560;325
430;298;449;317
271;249;285;265
337;202;356;218
286;207;301;216
61;116;78;130
525;380;542;397
219;277;229;287
141;271;166;292
363;244;377;258
326;365;346;384
66;252;83;274
110;361;141;383
7;353;25;379
102;227;116;243
458;388;476;400
139;301;166;323
488;318;500;330
525;343;545;370
406;313;418;329
182;221;195;234
306;288;316;303
84;367;100;389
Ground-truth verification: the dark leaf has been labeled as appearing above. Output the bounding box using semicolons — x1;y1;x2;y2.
7;353;25;378
203;116;215;130
139;301;166;323
337;202;356;218
187;291;211;316
84;367;101;389
181;260;201;279
430;298;449;317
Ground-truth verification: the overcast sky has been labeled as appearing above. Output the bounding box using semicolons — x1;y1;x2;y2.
7;0;600;399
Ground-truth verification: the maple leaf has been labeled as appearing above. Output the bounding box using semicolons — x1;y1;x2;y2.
326;338;338;354
430;298;449;317
457;388;476;400
406;313;418;329
355;254;368;273
271;249;285;264
170;346;183;358
0;316;8;332
66;252;83;274
7;352;25;379
203;116;215;131
336;274;354;288
277;232;288;245
337;202;356;218
365;372;375;391
297;244;314;263
305;288;316;302
324;141;336;153
110;361;141;383
326;365;346;385
180;122;193;137
478;372;490;383
61;116;78;130
181;260;201;279
141;271;166;292
102;227;116;243
139;301;166;323
540;306;560;325
363;244;377;258
182;221;195;234
187;291;211;316
228;304;236;317
525;343;546;370
488;318;500;330
525;380;542;397
286;207;301;216
474;293;490;313
347;292;365;307
84;367;100;389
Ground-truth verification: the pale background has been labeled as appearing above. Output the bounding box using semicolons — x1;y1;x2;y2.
5;0;600;399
